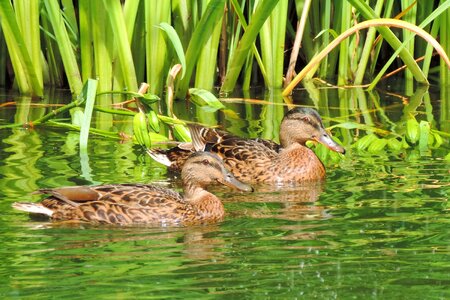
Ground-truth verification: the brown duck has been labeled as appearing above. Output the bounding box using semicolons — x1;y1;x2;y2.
148;107;345;183
12;152;252;226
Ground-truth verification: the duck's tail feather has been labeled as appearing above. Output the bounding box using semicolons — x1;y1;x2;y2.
188;124;207;151
12;202;53;217
146;148;173;167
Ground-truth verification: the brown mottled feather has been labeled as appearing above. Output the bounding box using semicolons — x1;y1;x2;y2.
12;152;252;226
147;107;345;184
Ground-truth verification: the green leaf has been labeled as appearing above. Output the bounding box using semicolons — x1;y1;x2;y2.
431;131;443;148
189;88;225;111
79;79;98;151
133;111;152;148
419;120;431;151
70;107;84;126
147;110;160;133
406;117;420;144
158;22;186;79
352;133;378;151
387;137;403;151
367;138;387;153
173;124;191;142
444;152;450;162
176;0;226;97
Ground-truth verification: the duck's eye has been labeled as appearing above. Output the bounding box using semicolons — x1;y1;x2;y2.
202;159;210;165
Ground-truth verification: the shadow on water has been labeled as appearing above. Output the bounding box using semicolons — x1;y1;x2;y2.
0;82;449;298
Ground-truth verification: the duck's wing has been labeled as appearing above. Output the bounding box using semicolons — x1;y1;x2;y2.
36;184;189;225
188;124;237;151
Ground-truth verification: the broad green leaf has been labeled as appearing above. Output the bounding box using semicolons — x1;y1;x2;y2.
158;22;186;79
406;118;420;144
387;137;403;151
367;138;387;153
352;134;378;151
173;124;191;142
189;88;225;111
147;110;160;133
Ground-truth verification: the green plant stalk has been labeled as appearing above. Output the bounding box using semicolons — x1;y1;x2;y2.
354;0;384;84
274;0;288;88
195;0;223;89
318;0;331;77
369;1;450;89
91;0;112;92
44;0;83;95
176;0;226;98
79;0;93;82
347;0;427;84
104;0;138;92
422;16;440;77
401;0;417;83
337;0;352;85
221;0;279;93
145;0;171;94
48;121;125;140
229;0;268;83
15;0;43;89
369;0;393;75
0;1;42;95
283;19;450;96
41;14;64;86
440;2;450;86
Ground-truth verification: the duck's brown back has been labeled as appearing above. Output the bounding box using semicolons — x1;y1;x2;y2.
40;184;218;226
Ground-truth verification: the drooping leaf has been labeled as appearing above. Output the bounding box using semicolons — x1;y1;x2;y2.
189;88;225;111
158;22;186;79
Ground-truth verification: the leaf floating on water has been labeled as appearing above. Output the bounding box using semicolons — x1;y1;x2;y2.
353;133;378;151
189;88;225;111
419;121;430;151
367;138;387;153
406;117;420;144
387;137;403;151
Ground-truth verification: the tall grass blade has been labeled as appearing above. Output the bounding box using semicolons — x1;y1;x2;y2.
79;79;98;151
0;1;43;95
43;0;83;95
158;22;186;79
176;0;226;98
103;0;138;92
221;0;279;93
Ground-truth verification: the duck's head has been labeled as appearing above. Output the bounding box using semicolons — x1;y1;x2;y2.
181;152;253;192
279;107;345;154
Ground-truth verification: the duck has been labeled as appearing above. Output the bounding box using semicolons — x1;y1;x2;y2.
12;152;253;226
148;107;345;184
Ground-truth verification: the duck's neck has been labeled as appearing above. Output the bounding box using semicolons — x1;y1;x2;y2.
183;182;225;221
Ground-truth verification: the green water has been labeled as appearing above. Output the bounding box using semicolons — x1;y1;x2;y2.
0;86;449;299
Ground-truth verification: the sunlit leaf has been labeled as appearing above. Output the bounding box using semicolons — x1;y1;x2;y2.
147;110;160;133
406;117;420;144
173;124;191;142
189;88;225;111
158;22;186;79
367;138;387;153
352;133;378;150
387;137;403;151
418;120;430;151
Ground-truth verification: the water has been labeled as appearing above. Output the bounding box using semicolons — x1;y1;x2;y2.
0;85;449;299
